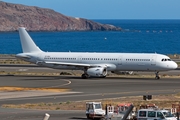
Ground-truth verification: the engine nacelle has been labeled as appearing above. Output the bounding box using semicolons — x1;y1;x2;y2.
87;67;107;77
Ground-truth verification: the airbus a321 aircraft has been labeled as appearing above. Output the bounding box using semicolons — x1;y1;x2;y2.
16;27;178;79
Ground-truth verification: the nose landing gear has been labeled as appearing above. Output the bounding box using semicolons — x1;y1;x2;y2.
155;71;160;79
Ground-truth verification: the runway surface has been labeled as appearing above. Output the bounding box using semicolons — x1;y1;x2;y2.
0;75;180;120
0;76;180;105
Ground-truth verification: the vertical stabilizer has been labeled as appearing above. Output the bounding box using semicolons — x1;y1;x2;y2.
18;27;43;53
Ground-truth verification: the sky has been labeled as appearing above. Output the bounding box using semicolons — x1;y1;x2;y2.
2;0;180;19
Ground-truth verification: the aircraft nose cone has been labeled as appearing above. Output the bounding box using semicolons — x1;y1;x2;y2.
172;62;178;69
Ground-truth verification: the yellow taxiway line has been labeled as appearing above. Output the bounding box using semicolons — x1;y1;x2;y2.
0;87;70;92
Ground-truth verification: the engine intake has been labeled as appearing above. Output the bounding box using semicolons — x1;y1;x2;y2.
87;67;107;77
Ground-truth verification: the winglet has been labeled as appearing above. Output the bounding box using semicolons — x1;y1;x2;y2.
18;27;43;53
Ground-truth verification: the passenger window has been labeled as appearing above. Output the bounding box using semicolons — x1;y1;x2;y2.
139;111;146;117
148;111;156;117
157;112;163;117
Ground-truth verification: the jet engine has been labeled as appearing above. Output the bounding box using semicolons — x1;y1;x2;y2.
87;67;107;77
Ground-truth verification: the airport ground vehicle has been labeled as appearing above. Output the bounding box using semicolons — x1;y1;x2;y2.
86;102;105;119
137;109;177;120
85;102;134;120
117;103;135;119
139;104;158;109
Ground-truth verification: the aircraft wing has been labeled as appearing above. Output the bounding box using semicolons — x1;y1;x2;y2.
43;62;115;68
44;61;92;67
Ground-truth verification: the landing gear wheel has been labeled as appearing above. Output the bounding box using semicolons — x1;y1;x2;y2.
100;76;106;78
155;76;160;79
155;71;160;79
81;74;89;79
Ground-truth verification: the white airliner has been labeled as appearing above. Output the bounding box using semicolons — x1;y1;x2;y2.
16;27;178;79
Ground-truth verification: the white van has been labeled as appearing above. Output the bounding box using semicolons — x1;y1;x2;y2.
137;109;176;120
86;102;105;119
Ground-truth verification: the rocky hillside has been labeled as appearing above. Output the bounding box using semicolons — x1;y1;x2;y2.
0;1;121;32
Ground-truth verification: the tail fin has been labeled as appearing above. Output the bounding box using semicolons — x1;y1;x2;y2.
18;27;43;53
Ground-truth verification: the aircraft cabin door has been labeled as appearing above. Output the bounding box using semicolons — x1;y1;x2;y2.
78;56;82;63
118;56;122;65
151;55;156;65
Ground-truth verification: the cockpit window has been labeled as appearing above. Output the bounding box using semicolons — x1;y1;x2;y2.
162;58;172;62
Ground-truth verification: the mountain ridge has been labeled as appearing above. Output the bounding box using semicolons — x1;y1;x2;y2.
0;1;121;32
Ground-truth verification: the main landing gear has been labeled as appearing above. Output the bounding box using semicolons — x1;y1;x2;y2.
155;71;160;79
81;68;89;79
81;73;89;79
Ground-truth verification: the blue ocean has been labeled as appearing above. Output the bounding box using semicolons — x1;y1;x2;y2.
0;20;180;54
